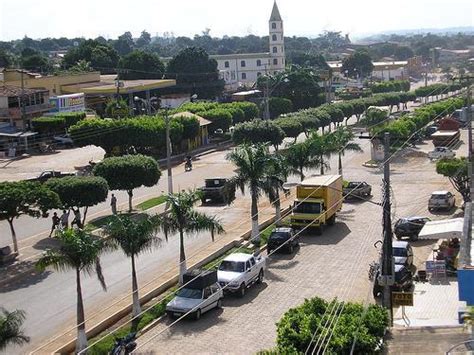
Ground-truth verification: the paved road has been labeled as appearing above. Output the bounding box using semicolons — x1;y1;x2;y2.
136;135;466;354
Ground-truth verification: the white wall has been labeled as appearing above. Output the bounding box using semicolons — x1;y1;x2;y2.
0;96;8;109
216;56;271;85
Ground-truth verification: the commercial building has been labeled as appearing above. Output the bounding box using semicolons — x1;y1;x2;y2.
210;1;286;90
328;60;411;81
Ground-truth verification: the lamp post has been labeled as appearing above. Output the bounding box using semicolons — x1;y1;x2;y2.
263;75;289;120
163;94;198;199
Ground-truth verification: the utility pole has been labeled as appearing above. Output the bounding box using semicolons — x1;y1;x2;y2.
263;64;270;120
381;132;394;325
467;83;473;201
20;70;27;130
164;107;173;197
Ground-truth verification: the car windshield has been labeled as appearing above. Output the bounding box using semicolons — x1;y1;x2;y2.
294;202;321;214
393;248;407;257
270;232;289;240
176;288;202;299
218;260;245;272
431;194;447;199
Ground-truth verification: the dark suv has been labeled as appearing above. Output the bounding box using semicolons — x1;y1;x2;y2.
394;216;430;241
267;227;299;254
373;265;414;298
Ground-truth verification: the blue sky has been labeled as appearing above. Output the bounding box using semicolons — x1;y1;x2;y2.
1;0;473;41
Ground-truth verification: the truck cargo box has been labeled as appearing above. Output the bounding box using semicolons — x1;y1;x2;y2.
183;269;217;289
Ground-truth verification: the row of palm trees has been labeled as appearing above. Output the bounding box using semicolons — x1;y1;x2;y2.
227;127;361;240
35;191;223;353
19;126;360;354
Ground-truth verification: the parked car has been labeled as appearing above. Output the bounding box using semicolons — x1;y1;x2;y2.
428;191;456;211
53;134;74;147
343;181;372;199
373;265;414;298
26;170;75;183
198;178;235;205
217;253;265;297
267;227;299;254
166;270;223;320
392;241;414;267
394;216;431;240
427;147;456;160
424;126;438;138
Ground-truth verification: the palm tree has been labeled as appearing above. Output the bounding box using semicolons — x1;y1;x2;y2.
36;229;107;353
307;133;335;175
264;154;288;222
328;127;362;176
158;190;224;284
227;144;274;240
285;141;324;181
0;308;29;351
103;214;160;325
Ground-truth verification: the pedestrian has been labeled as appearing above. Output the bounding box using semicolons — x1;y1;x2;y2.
60;209;70;229
71;208;83;229
49;212;60;237
111;194;117;215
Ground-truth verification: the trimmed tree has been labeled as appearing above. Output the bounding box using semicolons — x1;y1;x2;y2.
103;214;161;324
436;158;470;202
274;117;304;143
0;308;30;351
232;120;285;150
93;155;161;212
36;229;107;353
45;176;109;226
0;181;60;253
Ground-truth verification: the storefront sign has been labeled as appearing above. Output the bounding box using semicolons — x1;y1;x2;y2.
392;292;414;306
49;93;85;113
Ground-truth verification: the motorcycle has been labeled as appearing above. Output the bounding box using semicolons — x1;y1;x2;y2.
110;332;137;355
185;157;193;172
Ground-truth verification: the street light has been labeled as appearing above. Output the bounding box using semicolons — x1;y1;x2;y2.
263;76;289;120
163;93;198;199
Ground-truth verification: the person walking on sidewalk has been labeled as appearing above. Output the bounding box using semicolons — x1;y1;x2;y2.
71;208;83;229
49;212;60;237
111;194;117;215
60;209;70;229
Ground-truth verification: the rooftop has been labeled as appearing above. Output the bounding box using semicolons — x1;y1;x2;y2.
171;111;211;127
223;253;254;262
61;79;176;95
269;1;282;21
0;85;48;97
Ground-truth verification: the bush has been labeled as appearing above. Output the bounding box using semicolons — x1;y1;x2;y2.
274;117;303;141
370;80;410;93
230;101;259;121
269;97;293;119
32;112;86;135
197;108;233;134
232;119;285;147
270;296;388;354
221;105;246;125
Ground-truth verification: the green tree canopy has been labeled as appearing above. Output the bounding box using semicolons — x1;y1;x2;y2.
341;50;374;79
45;176;109;225
436;158;470;202
118;50;165;80
232;119;285;149
63;40;119;73
93;155;161;211
165;47;224;98
0;181;60;253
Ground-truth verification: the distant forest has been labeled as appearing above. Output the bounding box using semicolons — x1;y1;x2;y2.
1;30;473;72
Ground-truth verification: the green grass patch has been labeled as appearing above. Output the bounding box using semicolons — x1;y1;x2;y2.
259;224;275;246
89;287;177;355
86;213;133;231
136;195;166;211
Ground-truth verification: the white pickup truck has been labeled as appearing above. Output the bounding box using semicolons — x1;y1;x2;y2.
217;253;266;297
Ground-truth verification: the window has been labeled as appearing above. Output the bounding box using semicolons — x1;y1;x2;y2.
256;59;261;67
273;58;278;65
241;72;247;80
257;72;262;77
272;22;277;29
249;258;256;267
272;34;277;41
224;61;229;68
240;60;246;67
231;71;236;80
273;46;278;53
245;261;251;270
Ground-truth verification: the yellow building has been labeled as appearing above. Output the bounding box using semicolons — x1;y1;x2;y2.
171;111;211;151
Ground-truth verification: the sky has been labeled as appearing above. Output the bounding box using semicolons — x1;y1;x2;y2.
0;0;473;41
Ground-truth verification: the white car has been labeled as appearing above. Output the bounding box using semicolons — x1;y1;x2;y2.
428;147;455;160
166;270;223;320
217;253;265;297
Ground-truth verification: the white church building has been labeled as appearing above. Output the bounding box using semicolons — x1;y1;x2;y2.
210;1;286;90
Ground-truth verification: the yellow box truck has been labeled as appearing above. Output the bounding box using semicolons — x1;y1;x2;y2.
290;175;343;235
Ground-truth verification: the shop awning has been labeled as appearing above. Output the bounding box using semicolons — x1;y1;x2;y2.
418;218;464;240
